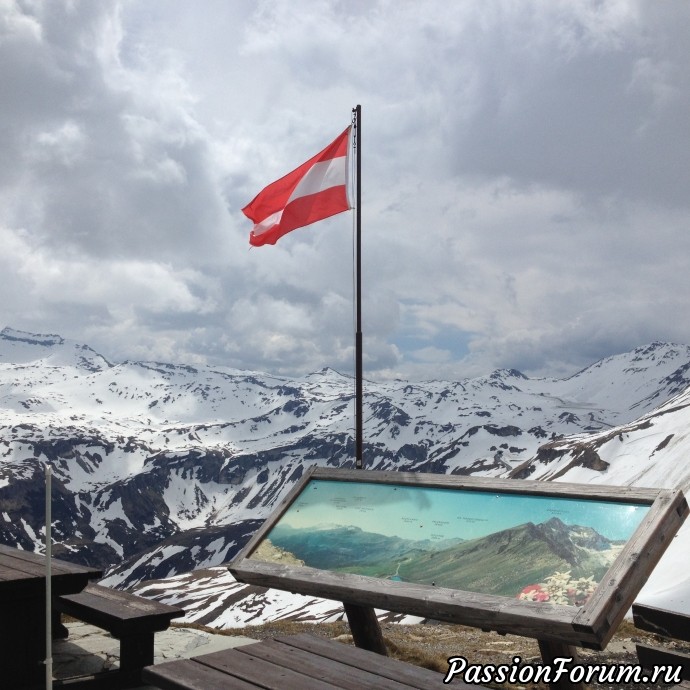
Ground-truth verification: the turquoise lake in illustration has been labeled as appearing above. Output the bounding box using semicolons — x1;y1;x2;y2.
251;479;650;605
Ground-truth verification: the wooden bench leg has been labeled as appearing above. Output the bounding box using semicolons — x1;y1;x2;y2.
52;609;69;640
119;633;154;673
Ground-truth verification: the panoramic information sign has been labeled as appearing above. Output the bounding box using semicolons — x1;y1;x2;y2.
231;467;687;649
249;477;649;607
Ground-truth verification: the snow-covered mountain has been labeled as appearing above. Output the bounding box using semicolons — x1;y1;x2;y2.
1;327;690;623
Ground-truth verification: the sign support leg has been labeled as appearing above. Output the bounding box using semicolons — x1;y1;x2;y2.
343;602;388;656
538;639;587;690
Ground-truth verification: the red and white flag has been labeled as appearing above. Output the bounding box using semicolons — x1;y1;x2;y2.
243;127;352;247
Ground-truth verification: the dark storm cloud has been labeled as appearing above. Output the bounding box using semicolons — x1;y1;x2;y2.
1;0;689;381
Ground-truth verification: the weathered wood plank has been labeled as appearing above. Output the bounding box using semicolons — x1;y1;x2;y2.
142;658;261;690
0;545;101;577
143;634;484;690
633;603;690;643
274;632;462;689
197;646;340;690
0;561;38;583
56;583;183;636
233;639;412;690
307;468;662;503
231;559;588;645
0;546;102;602
636;643;690;681
0;554;74;581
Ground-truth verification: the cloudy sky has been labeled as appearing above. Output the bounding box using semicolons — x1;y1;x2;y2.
1;0;689;382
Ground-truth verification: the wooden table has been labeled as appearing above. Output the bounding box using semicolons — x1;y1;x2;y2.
0;544;102;688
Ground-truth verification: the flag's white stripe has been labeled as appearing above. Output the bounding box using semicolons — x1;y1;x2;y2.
253;209;283;236
288;156;347;204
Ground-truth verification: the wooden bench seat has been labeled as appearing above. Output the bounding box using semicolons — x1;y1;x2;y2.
142;632;480;690
633;602;690;684
55;583;184;677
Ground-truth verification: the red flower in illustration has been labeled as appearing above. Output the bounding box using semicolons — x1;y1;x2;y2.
518;571;596;607
520;584;541;595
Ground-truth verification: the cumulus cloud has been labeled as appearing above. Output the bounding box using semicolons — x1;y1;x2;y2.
1;0;689;381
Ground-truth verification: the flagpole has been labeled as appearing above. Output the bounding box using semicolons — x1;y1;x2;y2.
353;104;363;470
45;463;53;689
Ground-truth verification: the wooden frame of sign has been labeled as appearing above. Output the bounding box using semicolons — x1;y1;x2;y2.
230;467;686;653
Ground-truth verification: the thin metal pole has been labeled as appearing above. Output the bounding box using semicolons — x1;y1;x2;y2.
353;105;363;469
45;464;53;689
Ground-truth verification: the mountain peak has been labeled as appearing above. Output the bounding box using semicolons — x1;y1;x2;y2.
1;327;64;347
490;368;527;380
0;326;111;371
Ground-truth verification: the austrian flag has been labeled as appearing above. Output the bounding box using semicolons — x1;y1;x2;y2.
243;127;352;246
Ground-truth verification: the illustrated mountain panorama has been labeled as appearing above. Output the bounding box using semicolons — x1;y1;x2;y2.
1;327;689;625
254;516;623;600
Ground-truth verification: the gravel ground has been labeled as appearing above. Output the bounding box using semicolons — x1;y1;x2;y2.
188;618;688;689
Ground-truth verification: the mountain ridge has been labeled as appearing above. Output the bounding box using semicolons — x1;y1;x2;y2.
1;327;689;606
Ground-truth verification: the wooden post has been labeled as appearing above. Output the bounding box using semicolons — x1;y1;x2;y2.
538;639;587;690
343;602;388;656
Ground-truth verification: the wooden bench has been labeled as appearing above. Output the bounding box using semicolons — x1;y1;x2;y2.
55;583;184;682
142;631;471;689
633;602;690;686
